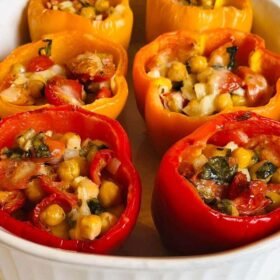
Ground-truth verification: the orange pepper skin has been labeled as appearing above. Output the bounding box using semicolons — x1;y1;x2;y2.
0;31;128;119
146;0;253;42
28;0;133;49
133;29;280;154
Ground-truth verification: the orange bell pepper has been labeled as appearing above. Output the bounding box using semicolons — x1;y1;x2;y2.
133;29;280;154
146;0;253;42
28;0;133;49
0;31;128;119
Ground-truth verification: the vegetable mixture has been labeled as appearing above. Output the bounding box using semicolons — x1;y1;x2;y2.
181;134;280;216
0;128;124;241
46;0;124;21
147;43;273;117
0;40;116;106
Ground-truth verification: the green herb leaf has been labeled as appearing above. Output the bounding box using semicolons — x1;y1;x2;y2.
226;46;238;70
38;39;53;57
88;198;104;215
32;133;50;158
256;161;277;179
199;156;237;184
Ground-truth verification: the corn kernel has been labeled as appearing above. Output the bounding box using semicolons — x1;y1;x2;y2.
232;95;247;107
99;180;122;208
40;204;66;226
167;61;188;82
100;212;118;234
79;215;102;240
232;148;255;169
188;55;208;73
58;158;80;182
25;179;45;202
215;93;233;112
50;220;69;239
80;6;96;19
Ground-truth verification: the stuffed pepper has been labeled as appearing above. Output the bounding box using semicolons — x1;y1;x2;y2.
0;106;141;254
146;0;253;42
152;111;280;255
0;31;128;118
133;29;280;153
28;0;133;49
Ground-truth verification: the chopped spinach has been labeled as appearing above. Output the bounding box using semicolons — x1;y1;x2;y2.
32;133;50;158
88;198;104;215
199;156;237;184
256;161;277;179
79;141;107;157
3;147;32;159
226;46;238;70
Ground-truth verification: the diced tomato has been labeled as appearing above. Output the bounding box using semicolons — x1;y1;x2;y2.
45;76;84;106
26;55;54;72
219;71;243;94
44;136;65;162
96;87;113;99
0;190;25;213
237;66;274;106
246;135;280;166
226;172;249;200
233;180;270;216
0;160;41;191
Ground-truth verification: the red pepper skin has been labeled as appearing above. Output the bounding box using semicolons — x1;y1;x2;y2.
38;175;77;207
0;105;141;254
89;149;114;185
152;111;280;255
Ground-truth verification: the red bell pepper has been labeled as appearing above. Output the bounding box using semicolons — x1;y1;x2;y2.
152;111;280;255
0;105;141;254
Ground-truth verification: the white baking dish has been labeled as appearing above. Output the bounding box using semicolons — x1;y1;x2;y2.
1;0;280;279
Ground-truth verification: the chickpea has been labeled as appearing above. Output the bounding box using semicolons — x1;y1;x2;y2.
40;204;66;227
95;0;110;13
58;158;80;182
79;215;102;240
25;179;45;203
188;55;208;73
80;6;96;19
99;180;122;208
166;61;188;82
100;212;118;234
